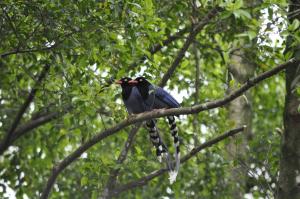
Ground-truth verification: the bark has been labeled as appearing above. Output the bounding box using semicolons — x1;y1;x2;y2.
277;60;300;199
277;2;300;198
227;50;255;199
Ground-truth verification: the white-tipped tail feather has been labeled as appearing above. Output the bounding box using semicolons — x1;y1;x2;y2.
146;120;169;164
146;117;180;183
168;170;178;184
167;116;180;183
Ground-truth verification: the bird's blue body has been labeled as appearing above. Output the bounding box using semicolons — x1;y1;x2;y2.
152;86;180;109
123;86;147;114
137;84;180;109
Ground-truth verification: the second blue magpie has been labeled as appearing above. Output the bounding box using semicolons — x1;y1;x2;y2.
130;76;181;183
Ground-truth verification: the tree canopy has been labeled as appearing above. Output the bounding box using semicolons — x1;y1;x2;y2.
0;0;299;199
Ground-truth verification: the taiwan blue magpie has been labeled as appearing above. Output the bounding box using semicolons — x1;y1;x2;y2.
130;77;181;183
115;77;170;164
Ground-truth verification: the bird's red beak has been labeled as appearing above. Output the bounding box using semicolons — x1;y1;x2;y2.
115;80;122;84
128;80;138;85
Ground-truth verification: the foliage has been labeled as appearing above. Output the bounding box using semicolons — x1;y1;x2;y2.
0;0;292;198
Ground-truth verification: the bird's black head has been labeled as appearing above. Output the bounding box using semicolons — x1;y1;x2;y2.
115;77;135;100
132;76;152;99
134;76;151;88
115;77;133;88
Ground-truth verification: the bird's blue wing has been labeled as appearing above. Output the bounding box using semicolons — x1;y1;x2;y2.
154;86;180;108
144;86;156;111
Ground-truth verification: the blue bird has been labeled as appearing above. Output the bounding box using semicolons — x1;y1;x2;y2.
130;76;181;183
115;77;169;163
115;77;146;114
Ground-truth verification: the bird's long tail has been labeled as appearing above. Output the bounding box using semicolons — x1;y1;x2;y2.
167;116;180;184
146;120;171;168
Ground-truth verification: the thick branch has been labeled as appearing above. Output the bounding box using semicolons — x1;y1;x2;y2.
159;7;220;87
40;58;297;199
112;126;245;196
0;64;50;155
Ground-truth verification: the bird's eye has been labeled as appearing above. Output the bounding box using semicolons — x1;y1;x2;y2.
125;79;128;82
139;79;143;82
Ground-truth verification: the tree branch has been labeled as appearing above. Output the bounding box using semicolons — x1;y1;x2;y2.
1;45;57;58
159;7;221;87
10;105;72;143
40;58;297;199
111;126;245;196
0;64;50;155
0;31;75;58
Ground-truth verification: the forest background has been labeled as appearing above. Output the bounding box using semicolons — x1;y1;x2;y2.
0;0;300;199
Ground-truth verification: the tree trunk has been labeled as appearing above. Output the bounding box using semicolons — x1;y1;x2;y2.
277;1;300;198
226;50;255;199
277;61;300;199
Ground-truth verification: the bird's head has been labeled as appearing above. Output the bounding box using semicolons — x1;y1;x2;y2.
131;76;151;88
115;77;135;87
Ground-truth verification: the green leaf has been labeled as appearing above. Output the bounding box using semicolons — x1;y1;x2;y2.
233;9;251;19
229;79;235;88
284;50;293;60
144;0;154;16
81;176;88;186
220;11;232;19
235;31;257;40
91;191;98;199
290;19;300;31
248;31;257;40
